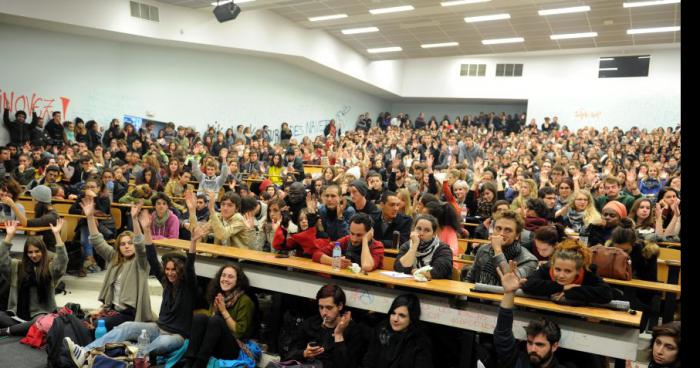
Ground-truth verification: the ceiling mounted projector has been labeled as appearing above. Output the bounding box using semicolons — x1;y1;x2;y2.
213;1;241;23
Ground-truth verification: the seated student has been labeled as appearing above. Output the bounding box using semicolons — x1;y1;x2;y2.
69;177;115;276
538;186;558;220
19;185;59;252
529;225;566;266
182;264;256;368
118;183;155;205
273;195;329;257
372;191;413;249
555;189;601;234
647;321;681;368
65;203;204;365
655;187;680;240
465;179;505;220
0;219;65;337
394;214;453;280
191;150;230;195
494;260;566;368
522;239;614;305
186;191;256;248
366;171;384;203
466;210;538;286
283;284;367;368
584;200;625;247
164;170;195;213
628;198;657;241
181;193;210;237
360;294;433;368
523;198;551;233
318;184;356;241
472;200;510;240
150;192;180;240
348;180;380;217
607;218;659;329
312;213;384;272
0;177;26;223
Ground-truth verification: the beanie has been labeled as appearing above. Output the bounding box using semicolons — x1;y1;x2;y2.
31;185;52;204
349;180;368;197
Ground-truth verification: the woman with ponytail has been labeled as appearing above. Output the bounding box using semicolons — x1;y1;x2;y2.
522;238;613;304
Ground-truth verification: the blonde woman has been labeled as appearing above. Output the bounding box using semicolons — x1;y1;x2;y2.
554;189;602;234
510;178;538;215
396;188;413;218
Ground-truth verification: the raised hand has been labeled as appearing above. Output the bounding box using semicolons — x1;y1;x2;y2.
4;220;19;238
138;209;152;229
192;223;210;242
334;311;352;337
130;200;144;218
305;192;317;214
496;260;526;293
49;218;65;235
184;190;196;212
207;190;217;210
80;196;95;217
0;195;14;207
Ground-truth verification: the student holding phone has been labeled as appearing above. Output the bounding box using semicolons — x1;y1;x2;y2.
281;285;368;368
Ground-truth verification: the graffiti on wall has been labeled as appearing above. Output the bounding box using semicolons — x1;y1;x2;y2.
0;87;70;120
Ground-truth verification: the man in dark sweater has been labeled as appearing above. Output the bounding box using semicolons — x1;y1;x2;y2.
286;285;368;368
493;260;566;368
371;191;412;249
64;207;205;366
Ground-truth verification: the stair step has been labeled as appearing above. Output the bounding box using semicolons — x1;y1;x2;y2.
61;270;164;296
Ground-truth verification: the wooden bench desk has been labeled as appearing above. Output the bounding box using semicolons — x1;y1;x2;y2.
152;238;642;360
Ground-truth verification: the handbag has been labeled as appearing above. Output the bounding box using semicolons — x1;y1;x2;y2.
589;245;632;280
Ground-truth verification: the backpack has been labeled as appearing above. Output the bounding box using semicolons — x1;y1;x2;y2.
86;342;138;368
46;314;94;368
20;312;58;349
589;245;632;280
277;310;305;360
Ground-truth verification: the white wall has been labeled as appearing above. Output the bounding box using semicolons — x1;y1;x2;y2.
390;101;527;123
0;24;389;143
400;47;680;130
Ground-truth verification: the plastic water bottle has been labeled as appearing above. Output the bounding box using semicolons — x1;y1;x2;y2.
94;319;107;340
460;205;468;223
332;242;342;271
137;329;149;358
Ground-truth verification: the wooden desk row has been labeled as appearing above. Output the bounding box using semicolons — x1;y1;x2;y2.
151;238;643;360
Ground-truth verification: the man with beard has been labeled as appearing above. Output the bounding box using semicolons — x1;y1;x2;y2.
494;260;566;368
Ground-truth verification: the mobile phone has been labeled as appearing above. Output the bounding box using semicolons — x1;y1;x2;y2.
308;341;319;348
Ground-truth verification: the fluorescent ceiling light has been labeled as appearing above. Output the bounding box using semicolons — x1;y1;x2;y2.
550;32;598;40
211;0;254;5
623;0;680;8
599;57;615;61
627;26;680;34
638;56;651;59
367;46;403;53
308;14;348;22
464;13;510;23
600;68;618;71
342;27;379;35
369;5;415;15
421;42;459;48
538;6;591;16
441;0;491;6
482;37;524;45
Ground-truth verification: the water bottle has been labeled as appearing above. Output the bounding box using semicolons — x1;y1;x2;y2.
137;329;149;358
94;319;107;340
332;242;342;270
460;205;468;223
392;230;401;250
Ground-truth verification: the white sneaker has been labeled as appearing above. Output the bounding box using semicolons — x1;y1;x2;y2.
63;337;87;367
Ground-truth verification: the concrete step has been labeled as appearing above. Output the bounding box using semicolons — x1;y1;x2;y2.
58;270;164;313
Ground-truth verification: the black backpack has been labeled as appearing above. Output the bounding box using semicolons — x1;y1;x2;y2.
46;314;94;368
277;309;305;360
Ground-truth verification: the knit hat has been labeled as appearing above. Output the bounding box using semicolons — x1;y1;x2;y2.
259;178;274;193
30;185;52;204
349;180;368;197
603;200;627;218
346;166;361;180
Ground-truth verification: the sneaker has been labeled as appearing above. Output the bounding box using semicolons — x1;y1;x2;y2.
64;336;87;367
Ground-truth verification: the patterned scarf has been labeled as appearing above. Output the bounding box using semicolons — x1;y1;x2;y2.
566;208;585;233
476;196;493;218
154;210;171;228
479;241;523;285
414;237;441;269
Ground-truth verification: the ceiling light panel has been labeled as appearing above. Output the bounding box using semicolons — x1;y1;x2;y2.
308;14;348;22
464;13;511;23
369;5;415;15
538;6;591;16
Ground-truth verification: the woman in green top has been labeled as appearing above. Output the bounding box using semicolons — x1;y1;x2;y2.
182;263;256;368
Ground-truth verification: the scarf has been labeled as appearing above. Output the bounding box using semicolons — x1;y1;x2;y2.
479;242;523;285
154;210;171;228
17;263;49;320
223;289;244;310
414;237;440;269
566;208;585;233
549;266;585;285
524;216;549;232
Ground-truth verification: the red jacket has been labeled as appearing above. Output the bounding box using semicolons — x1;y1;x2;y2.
312;235;384;271
272;225;328;257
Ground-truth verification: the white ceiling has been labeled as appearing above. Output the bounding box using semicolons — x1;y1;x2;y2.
156;0;681;60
